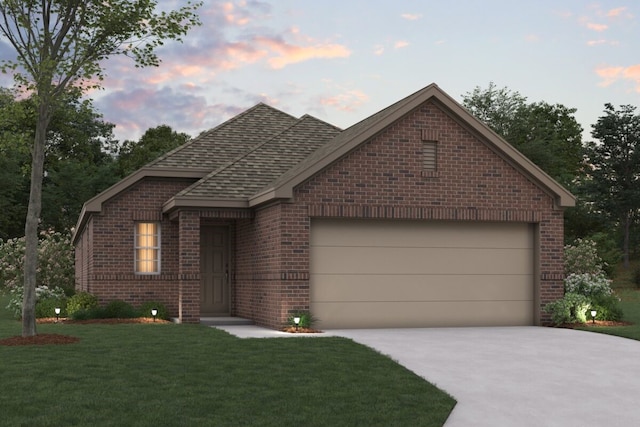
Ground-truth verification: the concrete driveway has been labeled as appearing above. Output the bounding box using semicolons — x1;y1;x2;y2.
329;327;640;427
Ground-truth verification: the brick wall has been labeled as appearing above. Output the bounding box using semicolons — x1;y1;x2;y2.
235;203;285;327
279;100;565;325
74;177;195;317
74;99;566;327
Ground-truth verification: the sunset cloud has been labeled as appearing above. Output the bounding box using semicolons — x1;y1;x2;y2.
394;40;409;49
595;64;640;91
401;13;422;21
373;45;385;55
320;89;369;112
258;36;351;69
606;7;631;18
221;2;251;26
96;85;247;140
587;22;608;32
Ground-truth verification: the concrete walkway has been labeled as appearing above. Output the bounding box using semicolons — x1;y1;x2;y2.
216;325;640;426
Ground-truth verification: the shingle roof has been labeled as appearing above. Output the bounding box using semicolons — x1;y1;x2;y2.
148;103;299;170
173;115;341;200
75;83;576;244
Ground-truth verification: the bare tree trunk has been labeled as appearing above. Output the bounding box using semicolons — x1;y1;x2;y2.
22;100;50;337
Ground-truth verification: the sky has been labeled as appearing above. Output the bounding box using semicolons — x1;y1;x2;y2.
1;0;639;143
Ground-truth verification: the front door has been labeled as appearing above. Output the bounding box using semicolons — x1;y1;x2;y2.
200;226;230;315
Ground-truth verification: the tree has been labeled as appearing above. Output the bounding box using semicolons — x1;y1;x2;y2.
0;87;120;236
0;0;202;336
0;87;31;239
585;104;640;269
462;83;583;187
117;124;190;176
462;82;527;138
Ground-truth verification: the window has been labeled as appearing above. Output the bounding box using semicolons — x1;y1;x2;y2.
135;222;160;274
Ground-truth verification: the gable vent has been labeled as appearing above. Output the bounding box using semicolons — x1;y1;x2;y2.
421;129;439;172
422;141;437;171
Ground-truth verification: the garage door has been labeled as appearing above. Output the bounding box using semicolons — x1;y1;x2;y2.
310;219;535;328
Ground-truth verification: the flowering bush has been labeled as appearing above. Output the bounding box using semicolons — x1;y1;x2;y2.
0;229;74;294
545;239;623;324
6;285;66;318
564;238;605;276
564;273;613;297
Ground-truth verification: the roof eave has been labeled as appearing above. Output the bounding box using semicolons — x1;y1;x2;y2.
263;83;576;210
71;167;209;244
162;196;250;214
430;95;577;209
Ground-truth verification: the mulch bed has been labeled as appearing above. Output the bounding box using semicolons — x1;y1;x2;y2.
558;320;633;328
0;317;171;346
281;326;323;333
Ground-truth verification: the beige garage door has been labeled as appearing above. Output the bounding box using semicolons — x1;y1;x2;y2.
310;219;535;328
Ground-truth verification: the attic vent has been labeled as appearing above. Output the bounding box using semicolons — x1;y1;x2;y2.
422;141;437;171
421;129;439;172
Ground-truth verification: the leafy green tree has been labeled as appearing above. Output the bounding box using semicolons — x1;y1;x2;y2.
117;125;190;176
0;0;202;336
585;104;640;269
463;83;583;187
462;82;527;138
0;87;32;239
0;88;119;237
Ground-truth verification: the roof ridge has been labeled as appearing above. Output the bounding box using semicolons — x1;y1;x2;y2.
175;113;317;197
146;103;297;168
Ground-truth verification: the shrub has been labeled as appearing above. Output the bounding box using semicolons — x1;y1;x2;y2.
5;285;66;319
564;273;613;297
35;297;67;318
544;293;590;326
70;308;101;321
564;238;607;276
66;292;99;317
0;229;74;295
287;311;316;328
138;301;169;320
102;300;137;318
590;294;624;322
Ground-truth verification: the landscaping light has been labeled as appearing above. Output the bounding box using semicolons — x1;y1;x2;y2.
293;317;301;331
151;308;158;322
590;310;597;324
54;307;61;323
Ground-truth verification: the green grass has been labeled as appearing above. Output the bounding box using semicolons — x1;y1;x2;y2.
576;287;640;340
575;260;640;340
0;293;455;427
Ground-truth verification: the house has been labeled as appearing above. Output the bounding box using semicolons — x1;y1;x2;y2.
73;84;575;329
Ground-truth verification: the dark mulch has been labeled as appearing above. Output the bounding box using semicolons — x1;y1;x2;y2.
558;320;633;328
281;326;323;333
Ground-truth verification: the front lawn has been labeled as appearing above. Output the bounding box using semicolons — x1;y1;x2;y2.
0;293;455;427
577;288;640;341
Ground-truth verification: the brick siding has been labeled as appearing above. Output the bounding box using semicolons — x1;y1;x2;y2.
75;100;566;327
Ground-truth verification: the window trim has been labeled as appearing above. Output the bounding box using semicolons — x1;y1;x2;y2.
134;222;161;275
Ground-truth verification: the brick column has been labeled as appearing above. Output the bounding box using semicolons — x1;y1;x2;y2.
178;210;200;323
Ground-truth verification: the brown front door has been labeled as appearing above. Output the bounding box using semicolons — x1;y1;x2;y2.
200;226;230;315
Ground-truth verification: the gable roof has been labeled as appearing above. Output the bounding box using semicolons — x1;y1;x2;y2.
162;115;341;211
249;83;576;209
72;103;305;242
148;103;299;170
74;83;576;243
